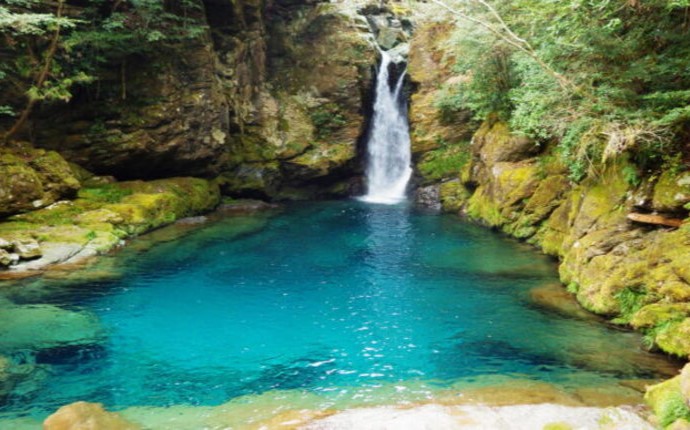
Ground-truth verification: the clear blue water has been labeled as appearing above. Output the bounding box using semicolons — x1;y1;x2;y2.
0;201;678;421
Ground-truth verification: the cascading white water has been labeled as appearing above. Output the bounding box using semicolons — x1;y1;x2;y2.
360;51;412;204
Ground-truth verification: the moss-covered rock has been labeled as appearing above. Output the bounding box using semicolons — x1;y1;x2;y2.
631;303;690;330
0;177;220;276
646;375;690;428
474;120;539;165
653;170;690;213
0;147;80;217
439;179;471;213
656;319;690;358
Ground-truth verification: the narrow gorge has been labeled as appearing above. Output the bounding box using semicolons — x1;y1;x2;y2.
1;1;690;429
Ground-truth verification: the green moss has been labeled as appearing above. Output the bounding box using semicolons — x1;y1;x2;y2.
78;185;133;204
646;376;690;428
653;170;690;212
418;141;470;182
309;103;347;139
439;180;471;213
655;318;690;358
631;303;690;330
612;286;648;324
467;187;506;227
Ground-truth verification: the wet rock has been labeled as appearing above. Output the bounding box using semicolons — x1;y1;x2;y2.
44;402;140;430
377;26;406;49
0;238;12;250
414;184;441;211
528;283;596;321
175;216;208;225
11;239;41;260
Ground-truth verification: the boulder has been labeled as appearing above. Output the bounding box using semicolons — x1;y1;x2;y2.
0;250;13;268
0;148;80;217
415;184;441;211
11;239;42;260
44;402;140;430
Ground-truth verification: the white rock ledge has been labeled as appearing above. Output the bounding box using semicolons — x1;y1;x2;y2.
301;403;653;430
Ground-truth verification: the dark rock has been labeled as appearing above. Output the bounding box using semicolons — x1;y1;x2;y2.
415;184;441;211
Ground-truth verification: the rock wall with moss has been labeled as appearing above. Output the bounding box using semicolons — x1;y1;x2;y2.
409;22;690;362
17;0;378;199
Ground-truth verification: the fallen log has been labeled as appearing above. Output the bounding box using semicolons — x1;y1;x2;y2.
627;212;684;228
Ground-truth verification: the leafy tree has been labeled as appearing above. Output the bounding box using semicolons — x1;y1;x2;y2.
432;0;690;180
0;0;207;143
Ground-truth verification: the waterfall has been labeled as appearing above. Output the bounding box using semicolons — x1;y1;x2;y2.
360;51;412;204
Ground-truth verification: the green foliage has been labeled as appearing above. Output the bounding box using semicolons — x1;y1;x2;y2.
440;0;690;181
657;390;690;427
0;0;207;132
418;140;470;181
621;164;641;187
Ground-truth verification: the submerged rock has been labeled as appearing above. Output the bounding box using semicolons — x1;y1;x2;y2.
44;402;140;430
528;283;597;321
0;303;102;351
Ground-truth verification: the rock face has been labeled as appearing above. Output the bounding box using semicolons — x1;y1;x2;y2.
27;0;379;200
35;36;228;180
217;1;377;199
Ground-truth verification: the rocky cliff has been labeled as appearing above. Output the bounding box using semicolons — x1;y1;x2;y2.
9;0;378;199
